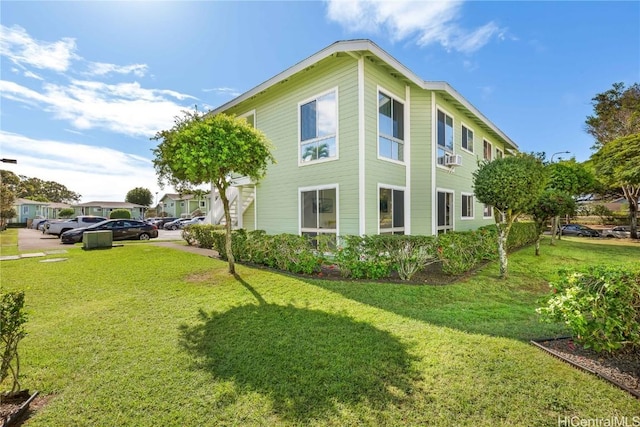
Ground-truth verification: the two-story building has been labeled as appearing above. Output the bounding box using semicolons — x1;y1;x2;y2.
208;39;517;238
157;193;210;218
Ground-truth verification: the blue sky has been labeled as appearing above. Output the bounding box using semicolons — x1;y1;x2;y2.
1;1;638;202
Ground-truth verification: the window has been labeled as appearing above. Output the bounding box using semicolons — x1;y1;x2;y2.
379;187;404;234
200;201;206;207
437;191;454;233
483;204;493;218
461;124;474;152
437;110;454;165
483;140;492;161
300;187;337;239
496;148;503;159
180;202;184;207
22;205;29;214
461;194;474;219
378;91;404;161
300;91;337;163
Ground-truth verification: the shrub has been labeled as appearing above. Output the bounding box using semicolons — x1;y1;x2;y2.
182;224;225;249
1;291;28;397
537;266;640;353
334;235;392;280
58;208;75;218
110;209;131;219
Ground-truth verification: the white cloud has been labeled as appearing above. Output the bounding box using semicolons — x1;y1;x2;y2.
0;130;168;202
326;0;504;53
23;70;43;80
203;87;241;97
0;79;196;138
0;24;77;72
85;62;148;77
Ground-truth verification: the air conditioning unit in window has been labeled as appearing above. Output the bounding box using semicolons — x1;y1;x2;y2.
444;154;463;167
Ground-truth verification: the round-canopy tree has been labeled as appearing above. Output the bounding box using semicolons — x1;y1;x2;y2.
125;187;153;207
152;110;275;274
473;154;546;278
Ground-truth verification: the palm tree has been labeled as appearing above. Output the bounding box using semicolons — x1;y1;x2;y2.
302;142;330;161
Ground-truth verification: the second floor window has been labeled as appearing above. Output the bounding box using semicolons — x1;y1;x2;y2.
378;92;404;162
461;124;473;152
300;91;337;163
483;140;492;161
437;110;454;165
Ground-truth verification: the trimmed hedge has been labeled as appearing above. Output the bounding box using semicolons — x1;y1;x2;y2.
184;222;538;279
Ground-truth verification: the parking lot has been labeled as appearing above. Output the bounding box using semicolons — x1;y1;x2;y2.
18;228;183;252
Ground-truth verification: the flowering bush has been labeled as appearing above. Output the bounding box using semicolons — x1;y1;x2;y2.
537;266;640;353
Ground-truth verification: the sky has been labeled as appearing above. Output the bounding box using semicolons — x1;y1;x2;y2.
1;1;638;203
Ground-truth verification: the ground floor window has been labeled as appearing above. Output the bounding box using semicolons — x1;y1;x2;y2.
379;186;404;234
461;194;474;219
483;204;493;218
437;190;453;234
300;187;337;242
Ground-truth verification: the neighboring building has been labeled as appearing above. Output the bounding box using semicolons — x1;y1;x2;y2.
208;39;518;237
10;198;73;223
75;201;147;219
157;193;210;218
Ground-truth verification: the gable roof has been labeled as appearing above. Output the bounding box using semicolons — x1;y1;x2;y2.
76;201;145;208
211;39;518;151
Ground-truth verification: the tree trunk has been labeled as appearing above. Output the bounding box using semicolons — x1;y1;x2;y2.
623;185;639;240
494;210;512;279
217;184;235;274
535;236;540;256
550;217;557;246
556;215;562;241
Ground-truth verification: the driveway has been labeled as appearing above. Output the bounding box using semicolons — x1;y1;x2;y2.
18;228;183;252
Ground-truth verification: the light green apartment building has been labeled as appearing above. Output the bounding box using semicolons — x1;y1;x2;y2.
210;39;517;238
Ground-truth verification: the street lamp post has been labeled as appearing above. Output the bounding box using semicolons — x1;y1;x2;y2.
550;151;571;163
1;159;18;164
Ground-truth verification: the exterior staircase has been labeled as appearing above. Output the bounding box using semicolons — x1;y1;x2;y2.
207;185;255;228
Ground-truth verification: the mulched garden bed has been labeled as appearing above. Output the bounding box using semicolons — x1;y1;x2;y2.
532;338;640;398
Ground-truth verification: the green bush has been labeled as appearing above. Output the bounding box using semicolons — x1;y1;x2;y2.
436;229;497;275
109;209;131;219
334;235;392;280
182;224;225;248
1;291;27;397
537;266;640;353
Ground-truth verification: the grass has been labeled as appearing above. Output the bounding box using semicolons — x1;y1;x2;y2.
0;228;19;256
1;236;639;426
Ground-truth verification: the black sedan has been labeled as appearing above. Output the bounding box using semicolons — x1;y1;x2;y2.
560;224;600;237
61;219;159;244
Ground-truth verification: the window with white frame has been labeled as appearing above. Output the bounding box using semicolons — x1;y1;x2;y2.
461;194;474;219
461;124;474;153
379;187;405;234
22;205;29;215
437;190;454;233
483;204;493;218
300;187;337;239
483;140;492;161
300;91;337;163
180;202;184;207
378;91;404;162
437;110;454;165
496;147;503;159
200;201;206;207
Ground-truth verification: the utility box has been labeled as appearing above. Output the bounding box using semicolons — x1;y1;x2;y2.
83;230;112;250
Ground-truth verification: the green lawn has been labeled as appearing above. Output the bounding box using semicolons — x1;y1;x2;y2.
1;236;639;426
0;228;19;256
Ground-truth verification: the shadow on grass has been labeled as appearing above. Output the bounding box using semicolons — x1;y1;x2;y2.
179;278;419;422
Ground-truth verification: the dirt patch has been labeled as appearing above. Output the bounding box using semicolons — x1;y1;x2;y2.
533;338;640;398
1;392;52;427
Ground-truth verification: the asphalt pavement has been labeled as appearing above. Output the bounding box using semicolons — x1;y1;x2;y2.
17;228;183;252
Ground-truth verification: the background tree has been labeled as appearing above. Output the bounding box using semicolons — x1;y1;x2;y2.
591;133;640;239
58;208;75;218
0;187;17;230
153;110;275;274
125;187;153;207
585;82;640;149
546;159;596;244
528;189;575;256
473;154;546;278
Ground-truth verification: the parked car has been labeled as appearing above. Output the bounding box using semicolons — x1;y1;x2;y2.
560;224;600;237
61;219;159;244
163;218;191;230
45;216;108;237
153;217;178;228
602;226;631;239
180;216;206;228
